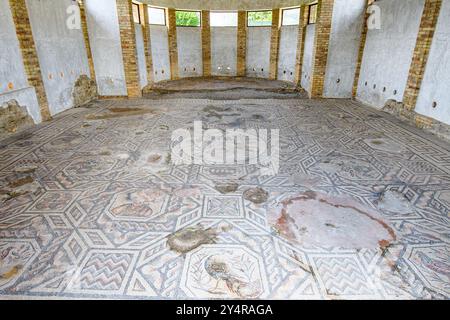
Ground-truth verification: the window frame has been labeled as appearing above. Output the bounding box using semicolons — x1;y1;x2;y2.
209;11;238;27
307;3;318;25
148;6;167;26
175;9;202;27
246;10;273;27
132;2;141;24
281;7;301;26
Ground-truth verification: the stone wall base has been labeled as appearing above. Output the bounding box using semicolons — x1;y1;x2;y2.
383;99;450;142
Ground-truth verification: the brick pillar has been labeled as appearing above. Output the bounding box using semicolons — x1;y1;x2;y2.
294;6;307;86
269;9;281;80
167;8;179;80
78;0;96;82
236;11;247;77
9;0;52;121
116;0;141;98
403;0;442;111
310;0;334;98
142;4;154;85
201;10;211;77
352;0;372;98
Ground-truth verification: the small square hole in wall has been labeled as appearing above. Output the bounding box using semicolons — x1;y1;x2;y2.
432;101;437;108
393;90;397;95
373;84;377;89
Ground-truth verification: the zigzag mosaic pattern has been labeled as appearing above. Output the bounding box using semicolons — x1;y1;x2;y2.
0;97;449;299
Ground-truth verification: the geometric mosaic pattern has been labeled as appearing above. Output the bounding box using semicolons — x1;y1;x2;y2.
0;96;449;299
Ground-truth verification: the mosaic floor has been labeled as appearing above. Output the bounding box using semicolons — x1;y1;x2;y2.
0;95;449;299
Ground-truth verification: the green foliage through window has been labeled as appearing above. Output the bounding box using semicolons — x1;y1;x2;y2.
176;11;201;27
247;11;272;27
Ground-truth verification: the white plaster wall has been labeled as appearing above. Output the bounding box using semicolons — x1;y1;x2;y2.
0;0;41;123
27;0;90;115
277;25;298;82
0;0;29;95
135;24;148;89
357;0;425;108
415;0;450;125
324;0;366;98
177;27;203;77
85;0;127;96
150;25;171;82
301;24;315;91
211;27;237;76
246;27;271;78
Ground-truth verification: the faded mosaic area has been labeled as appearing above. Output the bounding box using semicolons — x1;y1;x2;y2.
0;97;449;299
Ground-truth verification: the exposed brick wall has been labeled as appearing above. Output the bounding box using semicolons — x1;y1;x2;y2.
415;114;435;128
201;10;211;77
8;0;52;121
310;0;334;98
142;4;154;85
167;8;179;80
116;0;141;98
78;0;96;82
403;0;442;111
236;11;247;77
294;6;308;86
269;9;281;80
352;0;372;98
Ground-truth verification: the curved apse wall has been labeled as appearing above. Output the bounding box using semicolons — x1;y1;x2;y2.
143;0;315;10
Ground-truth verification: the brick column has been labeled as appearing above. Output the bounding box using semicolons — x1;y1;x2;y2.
352;0;372;98
116;0;141;98
236;11;247;77
201;10;211;77
403;0;442;111
142;4;154;85
269;9;281;80
9;0;52;121
310;0;334;98
294;6;307;86
167;8;179;80
78;0;96;82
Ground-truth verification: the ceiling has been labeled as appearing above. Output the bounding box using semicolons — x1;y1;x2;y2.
140;0;315;10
